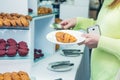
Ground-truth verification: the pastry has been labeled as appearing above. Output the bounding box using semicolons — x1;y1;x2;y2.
10;20;17;27
18;71;30;80
0;73;3;80
56;32;77;43
11;72;21;80
19;17;29;27
3;72;12;80
15;19;23;27
25;15;32;21
0;19;3;27
3;19;11;26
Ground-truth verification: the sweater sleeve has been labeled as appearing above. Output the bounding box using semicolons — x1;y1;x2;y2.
73;17;96;30
98;36;120;60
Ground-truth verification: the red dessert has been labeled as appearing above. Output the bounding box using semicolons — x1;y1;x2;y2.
18;49;29;56
6;49;17;57
7;38;17;46
0;50;6;56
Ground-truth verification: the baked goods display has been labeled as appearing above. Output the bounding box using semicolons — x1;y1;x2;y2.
38;7;52;15
0;71;30;80
0;38;29;57
55;18;62;24
0;13;32;28
34;48;44;60
56;32;77;43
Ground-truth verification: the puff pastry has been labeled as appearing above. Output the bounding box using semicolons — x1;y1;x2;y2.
56;32;77;43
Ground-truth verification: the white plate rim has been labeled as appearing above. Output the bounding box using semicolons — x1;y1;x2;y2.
46;30;85;45
47;61;74;72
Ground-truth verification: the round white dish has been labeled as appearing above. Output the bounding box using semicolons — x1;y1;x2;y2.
46;30;85;45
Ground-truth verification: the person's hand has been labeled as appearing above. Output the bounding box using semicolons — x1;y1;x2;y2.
78;33;100;49
60;18;77;29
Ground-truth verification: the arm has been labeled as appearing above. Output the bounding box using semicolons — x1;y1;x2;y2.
73;17;96;30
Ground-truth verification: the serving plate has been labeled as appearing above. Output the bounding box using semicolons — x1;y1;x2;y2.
47;61;74;72
46;30;85;45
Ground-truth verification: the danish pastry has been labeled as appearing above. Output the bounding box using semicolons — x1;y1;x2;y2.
0;73;3;80
56;32;77;43
18;71;30;80
3;72;12;80
11;72;21;80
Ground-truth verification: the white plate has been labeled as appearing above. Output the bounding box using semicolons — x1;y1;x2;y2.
46;30;85;45
58;50;81;57
47;61;74;72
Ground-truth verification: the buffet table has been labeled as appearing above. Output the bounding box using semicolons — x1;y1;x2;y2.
32;44;85;80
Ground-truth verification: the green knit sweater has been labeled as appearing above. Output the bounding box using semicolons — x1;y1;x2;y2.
74;0;120;80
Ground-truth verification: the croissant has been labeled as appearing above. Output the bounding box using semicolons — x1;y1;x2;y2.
56;32;77;43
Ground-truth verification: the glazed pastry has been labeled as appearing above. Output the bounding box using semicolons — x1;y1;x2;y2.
18;71;30;80
19;17;29;27
15;19;23;27
0;73;3;80
25;15;32;21
0;19;3;27
10;20;17;27
56;32;77;43
3;19;11;26
3;72;12;80
11;72;21;80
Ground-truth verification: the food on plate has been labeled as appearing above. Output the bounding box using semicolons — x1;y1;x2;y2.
56;32;77;43
18;71;30;80
3;72;12;80
11;72;21;80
